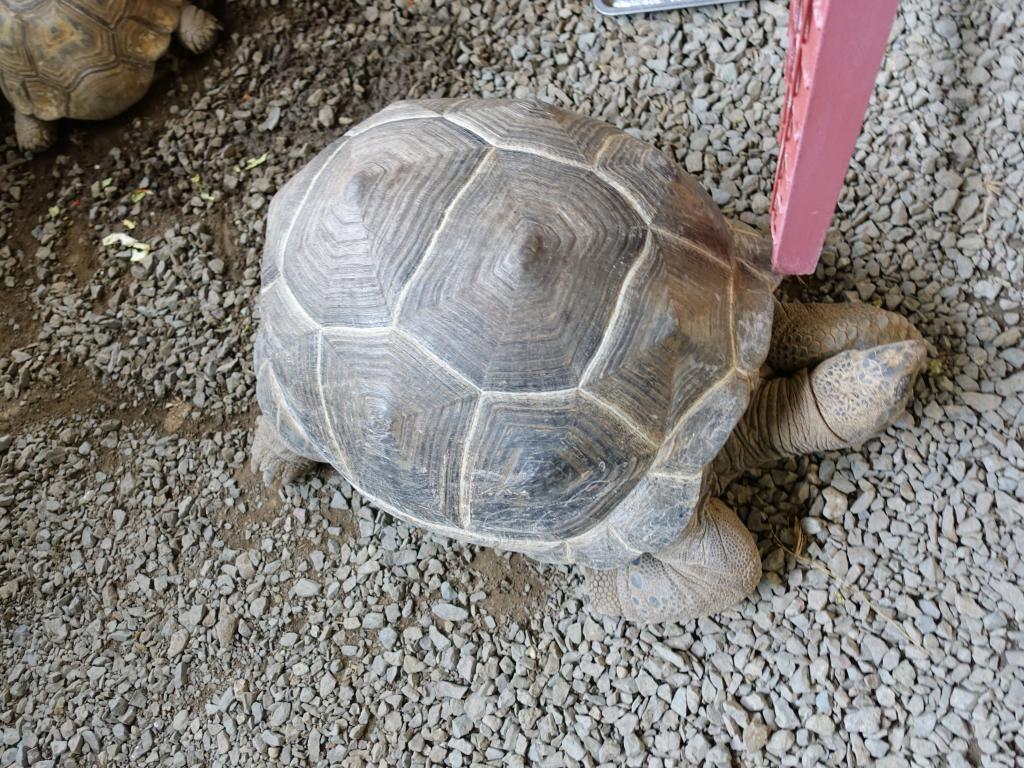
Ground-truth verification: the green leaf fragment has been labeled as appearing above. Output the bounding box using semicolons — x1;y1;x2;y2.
244;152;269;170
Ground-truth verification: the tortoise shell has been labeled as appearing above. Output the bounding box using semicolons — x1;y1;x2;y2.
255;99;778;569
0;0;182;121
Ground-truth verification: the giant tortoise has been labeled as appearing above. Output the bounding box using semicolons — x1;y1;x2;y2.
252;98;926;624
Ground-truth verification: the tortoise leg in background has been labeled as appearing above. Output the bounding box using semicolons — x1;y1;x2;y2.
14;111;57;152
583;499;761;624
176;4;221;54
767;300;923;373
251;416;318;485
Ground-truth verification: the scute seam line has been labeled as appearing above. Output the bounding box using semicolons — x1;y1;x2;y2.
390;147;496;322
315;330;354;481
578;389;659;449
456;399;485;529
579;231;655;386
441;113;654;226
393;327;481;394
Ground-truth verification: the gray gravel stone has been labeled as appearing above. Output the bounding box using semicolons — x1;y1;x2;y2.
845;708;882;735
294;578;320;597
432;603;469;622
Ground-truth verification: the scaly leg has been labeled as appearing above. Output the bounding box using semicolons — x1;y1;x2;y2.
767;300;923;374
251;415;317;485
584;499;761;625
15;111;57;152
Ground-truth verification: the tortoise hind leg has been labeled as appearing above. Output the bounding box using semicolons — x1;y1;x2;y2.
177;4;221;54
251;416;318;485
14;112;57;152
584;499;761;624
713;338;927;480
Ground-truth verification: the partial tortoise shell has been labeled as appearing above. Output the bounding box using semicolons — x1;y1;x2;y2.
0;0;182;121
255;99;778;569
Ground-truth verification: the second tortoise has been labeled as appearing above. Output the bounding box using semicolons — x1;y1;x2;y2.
0;0;219;150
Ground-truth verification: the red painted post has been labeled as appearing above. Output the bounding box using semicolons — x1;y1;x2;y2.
770;0;901;275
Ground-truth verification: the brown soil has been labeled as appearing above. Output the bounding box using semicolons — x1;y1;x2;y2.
467;549;550;627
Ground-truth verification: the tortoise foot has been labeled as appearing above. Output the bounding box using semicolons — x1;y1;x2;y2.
584;499;760;625
15;112;56;152
177;4;221;54
251;416;316;486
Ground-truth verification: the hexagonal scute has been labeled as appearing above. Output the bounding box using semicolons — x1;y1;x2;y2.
255;358;327;464
582;231;734;440
596;131;733;257
254;281;334;458
25;2;116;86
443;99;619;166
652;372;752;476
0;72;33;115
464;391;655;541
281;118;489;328
23;76;66;120
397;149;646;391
606;472;704;553
318;329;479;528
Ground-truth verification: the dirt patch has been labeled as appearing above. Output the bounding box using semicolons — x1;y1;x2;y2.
0;286;37;358
0;363;115;435
467;549;549;627
59;216;102;285
212;211;245;282
161;399;195;434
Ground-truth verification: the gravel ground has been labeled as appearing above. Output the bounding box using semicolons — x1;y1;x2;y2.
1;0;1022;766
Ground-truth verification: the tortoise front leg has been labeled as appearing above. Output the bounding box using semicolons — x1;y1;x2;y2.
714;339;927;480
176;3;221;54
584;499;761;624
14;111;57;152
767;300;923;373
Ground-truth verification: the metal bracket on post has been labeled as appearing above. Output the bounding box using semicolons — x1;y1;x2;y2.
593;0;746;15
